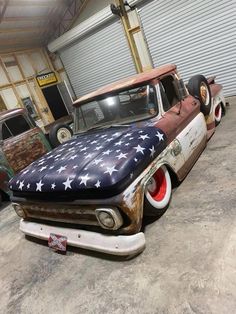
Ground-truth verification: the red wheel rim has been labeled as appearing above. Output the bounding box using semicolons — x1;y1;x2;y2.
215;105;221;118
148;168;167;202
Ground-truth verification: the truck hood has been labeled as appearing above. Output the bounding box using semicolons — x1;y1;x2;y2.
10;125;166;198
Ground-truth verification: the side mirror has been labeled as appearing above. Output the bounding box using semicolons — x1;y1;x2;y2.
175;79;187;101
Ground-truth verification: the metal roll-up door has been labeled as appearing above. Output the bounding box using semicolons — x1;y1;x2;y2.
139;0;236;96
59;20;136;98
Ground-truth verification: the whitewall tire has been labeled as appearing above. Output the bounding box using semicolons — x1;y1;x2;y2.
144;165;172;217
215;104;222;126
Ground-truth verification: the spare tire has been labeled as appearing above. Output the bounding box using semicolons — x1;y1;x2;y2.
188;75;212;116
49;123;73;148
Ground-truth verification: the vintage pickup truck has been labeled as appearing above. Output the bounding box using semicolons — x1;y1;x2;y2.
0;108;51;203
10;64;225;256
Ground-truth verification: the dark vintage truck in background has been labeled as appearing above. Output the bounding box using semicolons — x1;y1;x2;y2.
0;108;51;202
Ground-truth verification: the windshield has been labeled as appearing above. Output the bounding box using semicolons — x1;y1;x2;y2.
74;85;158;133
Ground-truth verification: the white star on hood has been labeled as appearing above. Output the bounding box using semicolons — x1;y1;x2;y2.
105;166;118;176
116;152;127;160
106;138;113;142
156;131;164;141
134;144;145;155
139;134;150;140
57;166;67;174
103;150;112;155
113;132;121;137
93;158;103;165
79;174;90;186
149;145;155;158
36;180;44;192
63;177;73;190
19;181;24;190
124;133;132;138
95;146;103;151
95;180;101;188
114;140;123;146
39;166;47;172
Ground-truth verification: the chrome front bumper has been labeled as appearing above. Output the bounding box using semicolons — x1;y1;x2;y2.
20;219;146;256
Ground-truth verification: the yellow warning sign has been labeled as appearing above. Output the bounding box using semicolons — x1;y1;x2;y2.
36;72;58;87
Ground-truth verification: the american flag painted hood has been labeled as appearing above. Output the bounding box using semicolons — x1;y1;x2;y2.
9;125;167;198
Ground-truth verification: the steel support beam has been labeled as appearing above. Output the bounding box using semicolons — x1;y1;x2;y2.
45;0;89;43
115;0;143;73
0;0;9;23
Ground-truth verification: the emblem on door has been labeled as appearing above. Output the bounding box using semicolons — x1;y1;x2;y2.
170;139;182;156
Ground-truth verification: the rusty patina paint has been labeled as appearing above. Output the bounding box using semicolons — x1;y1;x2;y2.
16;177;144;234
119;184;143;234
156;95;200;145
0;109;50;195
3;128;50;174
18;189;144;235
10;65;225;243
74;64;176;106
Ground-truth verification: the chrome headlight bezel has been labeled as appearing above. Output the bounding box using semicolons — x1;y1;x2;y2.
12;203;26;218
95;207;123;230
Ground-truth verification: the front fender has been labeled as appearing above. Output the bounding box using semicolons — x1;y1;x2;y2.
0;150;14;196
0;167;13;196
119;155;177;234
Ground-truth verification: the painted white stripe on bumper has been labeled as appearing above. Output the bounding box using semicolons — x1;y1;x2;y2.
20;219;146;256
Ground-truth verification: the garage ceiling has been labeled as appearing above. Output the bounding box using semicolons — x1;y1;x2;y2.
0;0;87;53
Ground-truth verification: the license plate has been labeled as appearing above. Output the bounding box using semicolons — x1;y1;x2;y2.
48;233;67;252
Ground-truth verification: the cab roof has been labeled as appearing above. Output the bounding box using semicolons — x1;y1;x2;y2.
0;108;26;121
74;64;176;106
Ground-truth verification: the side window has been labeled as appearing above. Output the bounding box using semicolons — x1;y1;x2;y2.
81;101;105;128
2;123;13;140
4;115;31;137
76;107;86;130
119;85;158;116
160;76;179;111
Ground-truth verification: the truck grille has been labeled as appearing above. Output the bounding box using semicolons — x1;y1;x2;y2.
21;203;99;226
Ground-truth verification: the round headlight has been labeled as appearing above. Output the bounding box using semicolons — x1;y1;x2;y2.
97;211;115;229
95;207;123;230
13;203;26;218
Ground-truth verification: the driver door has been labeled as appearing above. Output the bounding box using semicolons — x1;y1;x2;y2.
157;74;207;179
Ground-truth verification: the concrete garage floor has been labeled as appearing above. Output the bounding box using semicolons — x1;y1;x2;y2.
0;100;236;314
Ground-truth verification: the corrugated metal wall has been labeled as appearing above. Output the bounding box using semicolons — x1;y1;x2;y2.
139;0;236;96
59;20;136;98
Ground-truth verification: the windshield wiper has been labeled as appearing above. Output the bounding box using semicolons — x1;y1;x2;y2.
75;123;130;135
110;124;130;128
87;124;129;132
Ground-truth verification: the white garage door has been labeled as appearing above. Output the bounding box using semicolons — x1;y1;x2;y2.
139;0;236;96
59;20;136;98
